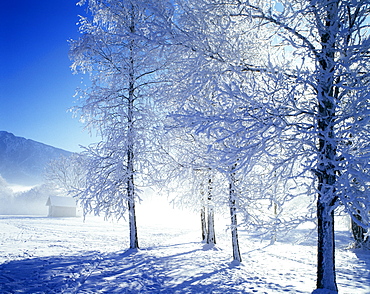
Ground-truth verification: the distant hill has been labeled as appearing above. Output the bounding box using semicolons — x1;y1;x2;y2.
0;131;72;185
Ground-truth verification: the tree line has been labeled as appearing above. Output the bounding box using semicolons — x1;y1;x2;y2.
49;1;370;293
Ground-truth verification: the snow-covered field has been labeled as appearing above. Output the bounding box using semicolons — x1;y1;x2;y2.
0;204;369;294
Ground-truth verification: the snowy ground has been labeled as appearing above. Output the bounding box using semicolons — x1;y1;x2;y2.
0;203;369;294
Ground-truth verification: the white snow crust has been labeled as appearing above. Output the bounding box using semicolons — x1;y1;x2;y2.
0;207;369;294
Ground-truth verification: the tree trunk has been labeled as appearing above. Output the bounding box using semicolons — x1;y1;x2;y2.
315;88;339;291
201;205;207;242
127;5;139;249
229;167;242;262
207;206;216;244
316;198;336;291
127;181;139;249
206;176;216;244
270;202;277;245
314;1;340;291
351;214;370;248
200;180;207;242
127;81;139;249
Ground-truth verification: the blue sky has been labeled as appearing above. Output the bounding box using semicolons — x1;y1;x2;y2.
0;0;96;152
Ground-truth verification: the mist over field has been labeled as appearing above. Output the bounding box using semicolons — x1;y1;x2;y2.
0;131;71;215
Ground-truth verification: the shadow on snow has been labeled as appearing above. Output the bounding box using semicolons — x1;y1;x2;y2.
0;242;308;294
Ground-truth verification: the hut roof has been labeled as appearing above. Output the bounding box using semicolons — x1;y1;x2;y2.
46;196;76;208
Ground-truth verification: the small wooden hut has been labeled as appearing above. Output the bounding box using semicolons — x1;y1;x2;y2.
46;196;77;217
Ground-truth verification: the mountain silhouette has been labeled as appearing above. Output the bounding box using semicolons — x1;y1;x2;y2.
0;131;72;186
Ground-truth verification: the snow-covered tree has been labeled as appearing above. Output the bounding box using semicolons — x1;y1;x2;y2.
154;0;275;260
45;154;86;195
159;129;225;245
157;0;308;262
70;0;171;249
237;1;370;292
228;163;242;262
159;0;370;292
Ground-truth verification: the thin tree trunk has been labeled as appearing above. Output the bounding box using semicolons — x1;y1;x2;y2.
127;5;139;249
229;166;242;262
127;118;139;249
127;108;139;249
127;104;139;248
351;214;370;248
199;180;207;242
271;172;278;244
201;205;207;242
270;202;277;245
207;206;216;244
127;180;138;249
206;176;216;245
